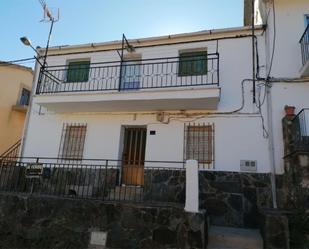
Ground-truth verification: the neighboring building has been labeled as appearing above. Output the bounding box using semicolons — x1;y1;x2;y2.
0;62;33;154
246;0;309;176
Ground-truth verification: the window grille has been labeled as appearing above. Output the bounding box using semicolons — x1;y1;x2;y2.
58;123;87;161
184;123;214;169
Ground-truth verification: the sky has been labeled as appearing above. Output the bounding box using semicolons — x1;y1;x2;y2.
0;0;244;66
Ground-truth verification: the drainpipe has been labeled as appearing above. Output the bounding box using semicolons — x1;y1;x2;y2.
264;0;277;209
266;84;278;209
252;0;256;103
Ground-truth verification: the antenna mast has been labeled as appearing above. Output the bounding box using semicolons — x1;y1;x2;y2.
37;0;59;68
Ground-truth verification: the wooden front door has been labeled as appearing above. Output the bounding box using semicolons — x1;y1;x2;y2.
122;127;147;186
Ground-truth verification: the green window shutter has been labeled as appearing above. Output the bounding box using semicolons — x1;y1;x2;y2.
67;61;90;82
179;51;208;76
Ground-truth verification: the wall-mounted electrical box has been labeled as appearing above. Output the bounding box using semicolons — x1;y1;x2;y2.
240;160;257;172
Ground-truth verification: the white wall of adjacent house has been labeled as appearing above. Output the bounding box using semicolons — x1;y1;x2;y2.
22;31;275;173
258;0;309;174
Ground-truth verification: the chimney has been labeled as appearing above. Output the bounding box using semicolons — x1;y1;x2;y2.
244;0;253;26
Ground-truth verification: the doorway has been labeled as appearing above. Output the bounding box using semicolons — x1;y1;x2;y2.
121;127;147;185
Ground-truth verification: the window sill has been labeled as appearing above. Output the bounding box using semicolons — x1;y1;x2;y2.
12;105;28;113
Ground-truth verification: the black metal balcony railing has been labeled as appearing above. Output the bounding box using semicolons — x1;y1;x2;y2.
291;108;309;151
300;24;309;66
36;53;219;94
0;157;185;204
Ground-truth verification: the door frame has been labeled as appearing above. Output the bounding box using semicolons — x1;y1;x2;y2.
119;125;147;186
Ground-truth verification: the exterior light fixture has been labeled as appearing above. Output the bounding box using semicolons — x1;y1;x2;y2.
20;37;32;46
126;44;135;53
20;36;38;54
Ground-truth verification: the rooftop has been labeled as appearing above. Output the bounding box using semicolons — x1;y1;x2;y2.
38;25;264;56
0;61;33;74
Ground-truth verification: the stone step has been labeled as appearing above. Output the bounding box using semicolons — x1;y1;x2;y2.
108;186;143;201
207;226;263;249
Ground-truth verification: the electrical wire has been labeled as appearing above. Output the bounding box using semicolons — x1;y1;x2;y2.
0;58;35;65
255;36;261;79
268;77;309;83
256;83;269;138
158;79;256;124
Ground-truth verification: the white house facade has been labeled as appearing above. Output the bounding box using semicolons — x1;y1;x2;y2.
0;1;308;246
13;0;309;209
22;27;269;168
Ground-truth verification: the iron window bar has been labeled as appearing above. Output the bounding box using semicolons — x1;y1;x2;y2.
58;123;87;163
291;108;309;152
184;122;215;170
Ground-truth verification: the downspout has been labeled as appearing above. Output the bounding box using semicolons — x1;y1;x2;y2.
266;83;278;209
252;0;256;103
265;0;278;209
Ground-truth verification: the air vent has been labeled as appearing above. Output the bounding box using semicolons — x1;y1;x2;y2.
240;160;257;172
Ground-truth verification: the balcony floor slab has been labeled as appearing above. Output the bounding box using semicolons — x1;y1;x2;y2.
35;87;221;113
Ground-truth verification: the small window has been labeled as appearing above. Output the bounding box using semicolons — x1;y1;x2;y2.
58;124;87;160
120;60;141;90
19;88;30;106
305;14;309;27
178;51;208;76
184;123;214;169
66;61;90;82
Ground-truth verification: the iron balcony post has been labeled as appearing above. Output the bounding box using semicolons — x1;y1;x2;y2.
216;53;220;85
118;34;125;92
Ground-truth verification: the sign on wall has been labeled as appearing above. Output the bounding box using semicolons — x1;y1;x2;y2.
25;163;43;178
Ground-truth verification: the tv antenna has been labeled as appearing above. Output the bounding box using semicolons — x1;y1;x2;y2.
37;0;60;68
38;0;60;23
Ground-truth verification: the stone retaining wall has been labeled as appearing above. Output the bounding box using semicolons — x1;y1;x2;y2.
142;169;274;228
143;169;185;203
199;171;273;228
0;194;206;249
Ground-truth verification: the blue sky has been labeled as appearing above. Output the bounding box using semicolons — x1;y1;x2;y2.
0;0;244;65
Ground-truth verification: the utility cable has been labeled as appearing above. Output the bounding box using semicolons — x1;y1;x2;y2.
0;58;35;66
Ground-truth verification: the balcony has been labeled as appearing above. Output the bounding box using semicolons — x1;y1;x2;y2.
35;54;220;112
291;108;309;152
300;24;309;77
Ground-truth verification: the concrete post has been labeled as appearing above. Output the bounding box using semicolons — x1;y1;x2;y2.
185;160;199;213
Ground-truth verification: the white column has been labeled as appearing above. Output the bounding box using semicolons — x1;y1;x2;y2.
185;159;199;213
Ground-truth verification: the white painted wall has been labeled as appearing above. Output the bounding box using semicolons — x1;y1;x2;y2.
262;0;309;78
259;0;309;174
22;23;290;174
23;109;270;172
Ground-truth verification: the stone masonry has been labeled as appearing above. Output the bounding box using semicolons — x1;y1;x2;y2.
0;194;206;249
